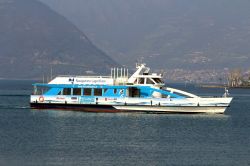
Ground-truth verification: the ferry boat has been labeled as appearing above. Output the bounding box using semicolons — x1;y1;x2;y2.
30;64;232;113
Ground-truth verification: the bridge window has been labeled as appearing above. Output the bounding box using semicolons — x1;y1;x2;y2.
146;78;155;84
73;88;81;95
138;78;145;84
134;78;138;84
94;88;102;96
63;88;71;95
153;78;164;83
84;88;92;96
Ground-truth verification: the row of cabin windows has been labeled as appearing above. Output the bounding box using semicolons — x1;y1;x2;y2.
58;87;142;97
60;88;108;96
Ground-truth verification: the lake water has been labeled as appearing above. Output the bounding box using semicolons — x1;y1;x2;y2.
0;80;250;166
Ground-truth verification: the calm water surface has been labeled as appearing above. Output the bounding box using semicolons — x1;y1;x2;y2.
0;80;250;166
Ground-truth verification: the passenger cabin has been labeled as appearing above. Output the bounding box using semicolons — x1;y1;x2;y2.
33;84;145;98
32;82;184;101
32;63;176;100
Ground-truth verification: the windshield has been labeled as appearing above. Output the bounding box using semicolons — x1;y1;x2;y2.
153;78;164;84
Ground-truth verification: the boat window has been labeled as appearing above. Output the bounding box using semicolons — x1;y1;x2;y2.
73;88;81;96
128;87;140;97
146;78;155;84
63;88;71;95
33;86;38;95
84;88;92;96
57;90;62;95
114;89;117;94
104;89;108;93
34;86;49;95
94;88;102;96
138;78;144;84
134;78;138;84
162;94;168;98
153;78;164;83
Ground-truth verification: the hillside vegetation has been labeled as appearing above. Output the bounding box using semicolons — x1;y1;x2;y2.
40;0;250;69
0;0;117;78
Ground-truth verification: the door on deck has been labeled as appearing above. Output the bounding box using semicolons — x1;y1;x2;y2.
128;87;140;97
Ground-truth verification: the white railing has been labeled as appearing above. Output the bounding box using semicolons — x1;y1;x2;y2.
57;75;112;78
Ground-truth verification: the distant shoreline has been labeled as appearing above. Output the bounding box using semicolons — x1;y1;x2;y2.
0;78;40;81
198;84;250;89
1;78;250;89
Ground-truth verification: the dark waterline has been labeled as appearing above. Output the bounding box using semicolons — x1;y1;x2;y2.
0;80;250;166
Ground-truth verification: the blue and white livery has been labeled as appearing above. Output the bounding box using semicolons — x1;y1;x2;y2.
30;64;232;113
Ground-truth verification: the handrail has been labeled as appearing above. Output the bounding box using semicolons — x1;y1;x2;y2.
56;75;112;78
164;87;200;98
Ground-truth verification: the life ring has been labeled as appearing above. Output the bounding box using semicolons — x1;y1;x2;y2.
39;96;44;102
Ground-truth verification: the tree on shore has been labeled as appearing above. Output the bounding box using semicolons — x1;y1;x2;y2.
228;69;242;87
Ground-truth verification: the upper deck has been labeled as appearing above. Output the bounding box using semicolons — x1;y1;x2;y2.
47;63;165;87
48;75;114;85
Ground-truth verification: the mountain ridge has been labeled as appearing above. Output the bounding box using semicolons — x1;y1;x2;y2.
0;0;117;79
39;0;250;70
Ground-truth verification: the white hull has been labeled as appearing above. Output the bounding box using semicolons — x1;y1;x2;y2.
30;95;232;114
114;105;227;114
